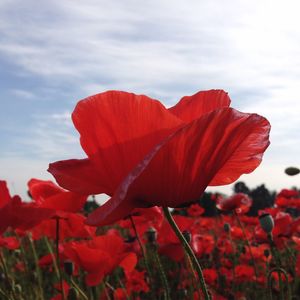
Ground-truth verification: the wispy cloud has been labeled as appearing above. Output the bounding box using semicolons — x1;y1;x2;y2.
10;89;36;99
17;112;83;160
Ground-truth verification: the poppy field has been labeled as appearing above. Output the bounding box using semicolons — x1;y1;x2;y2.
1;90;299;299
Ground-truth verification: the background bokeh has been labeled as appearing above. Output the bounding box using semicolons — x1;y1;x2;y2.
0;0;299;198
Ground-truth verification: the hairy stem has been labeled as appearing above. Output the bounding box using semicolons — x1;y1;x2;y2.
163;207;210;300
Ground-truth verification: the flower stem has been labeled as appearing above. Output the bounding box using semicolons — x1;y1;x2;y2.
27;235;44;300
70;277;89;300
267;233;290;300
0;252;16;300
162;207;210;300
55;217;66;300
234;211;259;282
129;216;153;285
43;237;60;279
153;246;170;300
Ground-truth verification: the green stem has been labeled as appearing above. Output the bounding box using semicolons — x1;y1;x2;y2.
184;252;201;300
267;267;291;300
162;207;210;300
100;282;111;300
129;216;153;285
234;211;259;283
117;276;131;300
28;235;44;300
267;234;290;300
70;277;89;300
55;217;66;300
43;237;60;279
0;252;18;300
153;247;170;300
227;230;237;296
0;287;13;300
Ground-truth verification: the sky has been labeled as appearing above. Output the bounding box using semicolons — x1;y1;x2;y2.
0;0;300;199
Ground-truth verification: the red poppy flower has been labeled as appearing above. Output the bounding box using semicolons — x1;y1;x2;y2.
118;206;163;237
158;215;195;262
30;213;95;241
51;281;70;300
235;264;255;282
216;193;252;214
275;188;300;209
0;236;20;250
255;212;294;247
63;233;137;286
277;189;299;199
48;90;270;226
0;184;54;234
187;203;205;217
202;268;218;285
28;178;87;214
0;180;11;208
124;269;149;294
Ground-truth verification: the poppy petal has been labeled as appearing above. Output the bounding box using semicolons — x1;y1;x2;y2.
48;158;106;195
86;194;143;226
72;91;182;194
86;108;270;226
119;252;137;275
209;113;271;185
28;179;63;200
168;89;231;122
0;180;11;208
39;192;87;212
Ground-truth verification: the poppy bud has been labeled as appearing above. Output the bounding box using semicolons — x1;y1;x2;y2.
64;260;74;276
285;166;300;176
125;236;136;243
182;230;191;244
264;249;270;258
146;227;157;244
259;213;274;234
223;223;231;233
241;246;247;254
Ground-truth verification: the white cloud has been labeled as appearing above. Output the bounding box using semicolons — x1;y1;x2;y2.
1;0;300;196
17;113;84;160
10;89;36;99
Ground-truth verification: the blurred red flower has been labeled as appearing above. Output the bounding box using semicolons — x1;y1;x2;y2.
48;90;270;226
187;203;205;217
118;206;163;237
0;180;54;234
216;193;252;214
28;178;87;215
0;180;11;208
30;213;95;241
235;264;255;282
63;233;137;286
202;268;218;285
0;236;20;250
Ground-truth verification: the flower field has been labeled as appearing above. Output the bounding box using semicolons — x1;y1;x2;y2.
1;181;300;299
1;90;299;299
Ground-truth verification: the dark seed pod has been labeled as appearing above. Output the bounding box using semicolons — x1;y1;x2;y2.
223;223;231;233
285;167;300;176
259;213;274;234
264;249;270;258
146;227;157;244
64;261;74;276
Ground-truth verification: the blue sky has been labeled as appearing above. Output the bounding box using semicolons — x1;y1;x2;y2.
1;0;300;198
